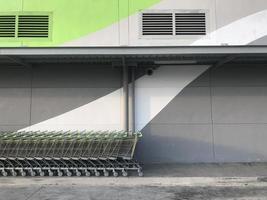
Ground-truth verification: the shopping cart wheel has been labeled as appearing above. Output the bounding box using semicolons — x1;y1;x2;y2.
103;170;109;177
11;170;17;177
113;171;118;177
95;171;100;177
57;170;63;177
2;170;7;177
122;170;128;177
30;170;36;177
66;170;72;177
76;170;81;177
138;171;144;177
85;171;91;177
20;170;26;177
39;171;45;177
48;170;54;177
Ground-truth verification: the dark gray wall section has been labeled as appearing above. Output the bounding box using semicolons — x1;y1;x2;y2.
211;64;267;86
0;64;121;131
212;87;267;123
0;88;31;125
150;87;212;124
138;124;213;163
0;67;32;131
211;64;267;162
32;64;121;88
137;63;267;164
213;124;267;162
0;67;31;88
249;36;267;46
31;88;116;124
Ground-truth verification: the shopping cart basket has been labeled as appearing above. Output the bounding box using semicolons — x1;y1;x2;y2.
0;130;143;177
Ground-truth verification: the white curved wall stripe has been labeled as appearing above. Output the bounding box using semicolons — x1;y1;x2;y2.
21;89;122;131
192;10;267;45
135;65;210;131
20;65;209;132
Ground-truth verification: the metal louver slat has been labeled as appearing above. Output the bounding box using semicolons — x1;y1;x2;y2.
18;15;49;38
0;15;16;37
142;13;173;36
175;13;206;35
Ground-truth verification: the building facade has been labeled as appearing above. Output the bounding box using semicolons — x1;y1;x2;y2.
1;0;267;163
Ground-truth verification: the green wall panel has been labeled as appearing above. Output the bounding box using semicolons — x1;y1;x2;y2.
22;0;120;46
0;0;23;11
0;0;161;47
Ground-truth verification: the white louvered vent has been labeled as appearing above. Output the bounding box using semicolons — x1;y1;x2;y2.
175;13;206;35
142;13;173;35
141;11;207;37
18;15;49;38
0;15;16;37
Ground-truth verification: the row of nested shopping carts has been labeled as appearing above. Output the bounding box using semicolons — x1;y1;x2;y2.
0;130;143;177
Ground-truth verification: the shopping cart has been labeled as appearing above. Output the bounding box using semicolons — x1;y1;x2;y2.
0;130;143;177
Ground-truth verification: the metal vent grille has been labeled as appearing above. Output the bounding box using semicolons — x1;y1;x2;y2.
175;13;206;35
142;13;173;35
0;15;16;37
18;15;49;38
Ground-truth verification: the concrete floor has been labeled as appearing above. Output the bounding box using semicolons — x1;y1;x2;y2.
144;162;267;177
2;184;267;200
2;163;267;200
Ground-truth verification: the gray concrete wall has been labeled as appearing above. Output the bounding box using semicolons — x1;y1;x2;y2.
0;64;121;131
1;63;267;164
137;63;267;164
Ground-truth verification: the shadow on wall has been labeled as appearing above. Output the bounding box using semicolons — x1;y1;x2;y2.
136;125;213;163
135;130;267;164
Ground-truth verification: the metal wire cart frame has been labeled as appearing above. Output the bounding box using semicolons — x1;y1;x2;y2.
0;130;143;177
